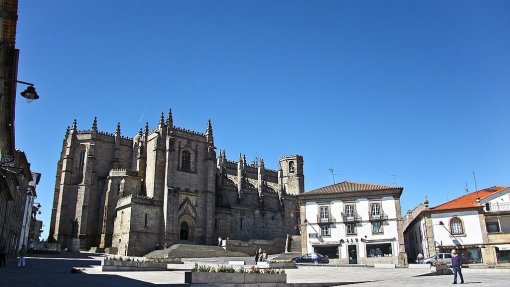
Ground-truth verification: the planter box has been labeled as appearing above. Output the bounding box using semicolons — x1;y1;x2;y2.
102;260;169;271
268;262;298;269
431;265;452;275
184;272;287;284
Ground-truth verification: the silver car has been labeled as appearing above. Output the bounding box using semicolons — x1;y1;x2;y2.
423;253;452;266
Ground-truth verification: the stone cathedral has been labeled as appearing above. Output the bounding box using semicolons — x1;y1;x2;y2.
49;110;304;256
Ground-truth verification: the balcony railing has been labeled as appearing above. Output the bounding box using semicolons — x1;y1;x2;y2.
342;212;362;222
317;215;335;224
485;202;510;213
369;211;388;221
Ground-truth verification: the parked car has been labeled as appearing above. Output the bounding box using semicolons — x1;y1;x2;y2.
423;253;453;266
291;253;329;264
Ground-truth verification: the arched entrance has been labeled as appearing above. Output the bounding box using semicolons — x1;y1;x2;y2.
180;221;189;240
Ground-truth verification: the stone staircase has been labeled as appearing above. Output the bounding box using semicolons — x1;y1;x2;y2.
271;235;302;261
144;244;249;258
289;235;302;253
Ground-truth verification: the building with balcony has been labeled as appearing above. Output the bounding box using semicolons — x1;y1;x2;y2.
403;186;510;266
297;181;406;266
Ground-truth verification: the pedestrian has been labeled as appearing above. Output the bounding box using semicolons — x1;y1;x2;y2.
255;248;260;263
0;240;7;267
261;250;267;262
451;249;464;284
18;244;27;268
218;236;222;247
417;252;424;264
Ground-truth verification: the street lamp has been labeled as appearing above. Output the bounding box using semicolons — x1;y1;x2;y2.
17;80;40;102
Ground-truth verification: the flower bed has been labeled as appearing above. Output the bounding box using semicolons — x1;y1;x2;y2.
184;264;287;284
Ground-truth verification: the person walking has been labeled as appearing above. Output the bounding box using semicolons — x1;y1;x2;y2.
254;248;260;263
0;240;7;267
218;236;222;247
417;252;424;264
451;249;464;284
18;244;27;268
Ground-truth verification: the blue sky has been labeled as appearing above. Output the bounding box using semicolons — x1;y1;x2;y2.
14;1;510;240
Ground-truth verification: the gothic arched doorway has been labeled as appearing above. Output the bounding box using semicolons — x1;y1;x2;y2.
180;221;189;240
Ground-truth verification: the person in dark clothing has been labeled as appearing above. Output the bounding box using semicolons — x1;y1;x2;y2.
451;249;464;284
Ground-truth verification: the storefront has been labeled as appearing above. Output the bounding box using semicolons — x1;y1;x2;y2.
495;244;510;263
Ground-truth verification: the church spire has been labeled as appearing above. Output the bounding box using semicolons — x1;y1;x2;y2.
144;122;149;135
92;117;98;131
116;122;121;136
167;108;173;127
71;119;77;132
159;112;165;128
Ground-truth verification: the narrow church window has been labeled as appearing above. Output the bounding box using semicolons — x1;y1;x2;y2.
78;149;86;182
121;211;124;226
117;182;121;196
144;213;148;227
240;217;243;231
289;161;295;173
181;150;191;171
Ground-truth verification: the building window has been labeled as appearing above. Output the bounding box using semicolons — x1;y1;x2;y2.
487;221;500;233
144;213;148;227
372;222;383;234
344;204;354;217
181;150;191;171
366;243;392;257
450;217;464;235
346;223;355;235
77;149;86;182
289;161;295;173
319;206;329;222
370;203;380;216
496;248;510;263
120;211;124;226
321;224;330;236
240;217;243;231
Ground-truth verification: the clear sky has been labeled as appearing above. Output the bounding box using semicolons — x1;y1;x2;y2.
14;1;510;241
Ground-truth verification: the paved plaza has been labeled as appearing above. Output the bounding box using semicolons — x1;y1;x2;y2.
0;252;509;287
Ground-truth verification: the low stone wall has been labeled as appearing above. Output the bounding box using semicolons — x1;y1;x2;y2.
225;238;286;255
102;258;181;271
184;272;287;284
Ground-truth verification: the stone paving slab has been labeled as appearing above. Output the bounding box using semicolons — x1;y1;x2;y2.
1;252;510;287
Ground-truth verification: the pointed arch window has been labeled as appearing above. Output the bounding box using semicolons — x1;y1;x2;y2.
181;150;191;171
450;217;464;235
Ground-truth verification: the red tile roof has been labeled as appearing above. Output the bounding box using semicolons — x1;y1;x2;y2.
431;186;509;211
301;181;401;196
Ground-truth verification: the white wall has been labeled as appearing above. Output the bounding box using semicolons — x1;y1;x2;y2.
431;210;483;247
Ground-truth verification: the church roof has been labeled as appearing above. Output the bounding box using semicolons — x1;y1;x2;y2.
301;181;401;197
431;186;509;211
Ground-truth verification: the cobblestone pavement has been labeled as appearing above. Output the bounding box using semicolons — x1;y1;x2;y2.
0;252;508;287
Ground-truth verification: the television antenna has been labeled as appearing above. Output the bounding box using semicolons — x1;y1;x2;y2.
328;168;339;184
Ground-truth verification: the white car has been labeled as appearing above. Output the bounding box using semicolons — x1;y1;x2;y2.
423;253;452;266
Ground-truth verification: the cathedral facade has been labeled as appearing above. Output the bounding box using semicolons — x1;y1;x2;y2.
49;110;303;256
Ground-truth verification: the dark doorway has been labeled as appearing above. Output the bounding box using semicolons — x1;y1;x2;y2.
348;245;357;264
180;221;189;240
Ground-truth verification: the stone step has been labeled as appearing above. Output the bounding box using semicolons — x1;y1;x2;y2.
145;244;248;258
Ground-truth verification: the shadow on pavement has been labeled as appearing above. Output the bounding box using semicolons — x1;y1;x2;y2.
0;255;163;287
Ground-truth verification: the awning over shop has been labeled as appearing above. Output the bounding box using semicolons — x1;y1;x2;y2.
495;244;510;251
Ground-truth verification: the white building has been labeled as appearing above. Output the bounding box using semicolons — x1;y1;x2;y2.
403;186;510;266
297;181;406;266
